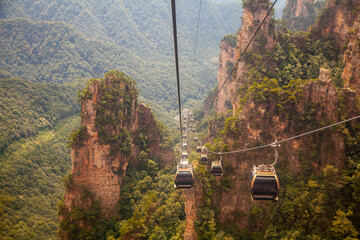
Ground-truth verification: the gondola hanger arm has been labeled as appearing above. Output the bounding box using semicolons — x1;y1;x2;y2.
270;140;280;167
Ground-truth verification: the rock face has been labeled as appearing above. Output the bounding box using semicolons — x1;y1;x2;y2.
215;0;276;114
184;0;360;238
312;0;360;93
59;71;173;238
342;1;360;94
282;0;317;31
312;0;360;53
213;78;348;225
183;186;201;240
215;36;237;113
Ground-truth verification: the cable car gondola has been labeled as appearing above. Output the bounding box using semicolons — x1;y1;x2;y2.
174;161;194;188
196;146;202;153
181;151;188;159
250;165;279;201
194;136;199;142
192;128;196;133
183;135;187;140
200;153;208;164
211;161;223;176
182;142;187;149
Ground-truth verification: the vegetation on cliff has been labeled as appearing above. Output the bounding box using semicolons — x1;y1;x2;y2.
60;71;182;239
191;0;360;238
282;0;327;32
60;159;185;240
245;27;344;89
113;159;185;240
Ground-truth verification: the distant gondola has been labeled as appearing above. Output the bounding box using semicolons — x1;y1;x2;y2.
200;153;208;164
174;161;194;188
250;165;279;201
194;136;199;142
196;146;202;153
181;151;188;159
211;161;223;176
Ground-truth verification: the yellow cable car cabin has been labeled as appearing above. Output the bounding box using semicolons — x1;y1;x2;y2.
174;161;194;188
196;146;202;153
211;161;223;176
200;153;208;164
250;165;279;201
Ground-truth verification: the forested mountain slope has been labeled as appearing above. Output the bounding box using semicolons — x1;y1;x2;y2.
0;0;241;58
0;78;79;153
0;78;80;239
0;1;244;239
0;0;243;112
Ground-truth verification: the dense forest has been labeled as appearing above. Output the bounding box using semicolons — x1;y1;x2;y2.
1;0;360;239
0;1;244;238
0;0;244;114
0;78;80;239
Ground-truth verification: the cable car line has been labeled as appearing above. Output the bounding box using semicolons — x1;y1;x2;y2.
191;0;203;77
207;114;360;155
171;0;183;141
203;0;278;113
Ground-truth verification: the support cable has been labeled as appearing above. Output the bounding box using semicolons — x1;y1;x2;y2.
204;0;278;113
207;115;360;155
191;0;203;77
171;0;183;142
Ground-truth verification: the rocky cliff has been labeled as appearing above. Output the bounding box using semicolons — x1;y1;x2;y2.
282;0;326;32
186;0;360;238
215;34;237;113
311;0;360;93
58;70;173;238
211;74;353;225
215;0;276;114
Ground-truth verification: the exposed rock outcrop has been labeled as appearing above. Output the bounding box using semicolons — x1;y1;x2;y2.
342;2;360;94
312;0;360;53
282;0;320;31
185;0;360;237
215;0;276;114
59;71;173;238
215;35;237;113
183;186;201;240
